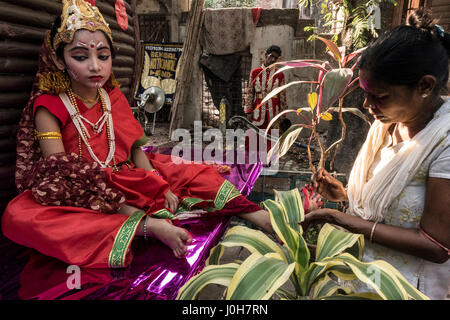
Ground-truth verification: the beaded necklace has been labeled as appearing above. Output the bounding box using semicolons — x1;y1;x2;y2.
72;91;100;104
61;88;117;170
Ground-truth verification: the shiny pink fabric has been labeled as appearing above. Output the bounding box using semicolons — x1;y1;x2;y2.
0;153;262;300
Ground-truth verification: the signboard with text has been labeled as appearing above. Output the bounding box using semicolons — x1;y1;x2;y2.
134;43;183;105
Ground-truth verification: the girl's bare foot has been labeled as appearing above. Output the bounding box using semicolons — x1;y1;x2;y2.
146;217;193;258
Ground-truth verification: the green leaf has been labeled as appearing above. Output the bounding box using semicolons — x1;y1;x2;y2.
315;223;364;262
273;188;305;231
176;263;239;300
267;124;307;162
315;36;342;64
206;244;225;265
300;260;356;296
319;292;383;300
262;199;310;274
255;80;316;111
227;252;295;300
275;287;297;300
326;253;429;300
327;107;372;125
320;68;353;109
311;273;353;298
265;109;299;136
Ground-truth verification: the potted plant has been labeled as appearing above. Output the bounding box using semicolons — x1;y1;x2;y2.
258;36;371;174
176;189;429;300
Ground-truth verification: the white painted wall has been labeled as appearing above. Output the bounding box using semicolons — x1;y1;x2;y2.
249;25;294;70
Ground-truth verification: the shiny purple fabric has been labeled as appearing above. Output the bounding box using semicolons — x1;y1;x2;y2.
0;150;262;300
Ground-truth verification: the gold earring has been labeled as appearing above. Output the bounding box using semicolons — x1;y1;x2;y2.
421;93;428;98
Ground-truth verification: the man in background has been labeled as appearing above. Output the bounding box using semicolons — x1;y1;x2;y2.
244;45;288;151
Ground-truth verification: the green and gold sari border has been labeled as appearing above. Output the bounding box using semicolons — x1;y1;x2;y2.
108;210;146;268
214;180;242;210
151;208;176;220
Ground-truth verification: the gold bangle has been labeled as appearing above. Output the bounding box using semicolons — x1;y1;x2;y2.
370;221;379;242
35;130;62;139
37;136;62;140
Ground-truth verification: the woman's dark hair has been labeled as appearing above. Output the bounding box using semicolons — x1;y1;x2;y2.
358;8;449;93
49;16;116;60
266;45;282;56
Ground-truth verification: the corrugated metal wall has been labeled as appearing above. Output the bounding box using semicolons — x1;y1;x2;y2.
0;0;139;212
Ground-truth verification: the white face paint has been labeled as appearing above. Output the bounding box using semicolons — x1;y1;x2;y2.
63;30;112;98
76;41;88;48
67;68;80;81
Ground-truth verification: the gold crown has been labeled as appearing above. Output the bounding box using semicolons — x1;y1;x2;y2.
53;0;113;51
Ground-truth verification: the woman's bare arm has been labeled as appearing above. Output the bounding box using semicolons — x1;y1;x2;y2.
303;177;449;264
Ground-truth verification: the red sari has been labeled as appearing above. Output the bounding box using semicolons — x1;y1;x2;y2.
2;87;260;268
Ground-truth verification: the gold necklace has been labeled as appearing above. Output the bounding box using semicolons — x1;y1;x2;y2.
72;91;100;104
68;88;117;170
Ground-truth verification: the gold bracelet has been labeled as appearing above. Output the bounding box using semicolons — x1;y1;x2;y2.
35;130;62;139
37;136;62;140
370;221;379;242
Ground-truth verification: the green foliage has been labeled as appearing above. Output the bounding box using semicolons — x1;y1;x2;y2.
262;37;369;172
177;189;429;300
205;0;256;8
299;0;398;49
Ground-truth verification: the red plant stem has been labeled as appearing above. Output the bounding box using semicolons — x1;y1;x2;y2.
307;130;316;174
327;98;347;170
299;111;313;125
312;124;325;170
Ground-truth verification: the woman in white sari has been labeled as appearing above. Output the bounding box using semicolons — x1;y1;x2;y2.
303;8;450;299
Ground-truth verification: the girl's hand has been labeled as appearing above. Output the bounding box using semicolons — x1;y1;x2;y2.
311;168;347;202
164;189;179;213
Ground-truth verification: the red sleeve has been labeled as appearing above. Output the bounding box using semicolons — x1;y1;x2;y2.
33;94;70;126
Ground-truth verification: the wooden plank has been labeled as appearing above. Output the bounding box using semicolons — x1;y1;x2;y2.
431;0;450;7
0;176;15;191
0;125;18;139
0;109;22;124
0;75;34;91
130;0;140;107
111;30;136;46
0;2;54;28
0;152;16;165
0;40;41;58
0;57;38;73
0;137;17;150
0;21;47;43
112;66;134;78
113;43;136;57
116;77;132;87
0;164;15;178
3;0;61;15
113;55;135;68
0;92;30;108
170;0;205;134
